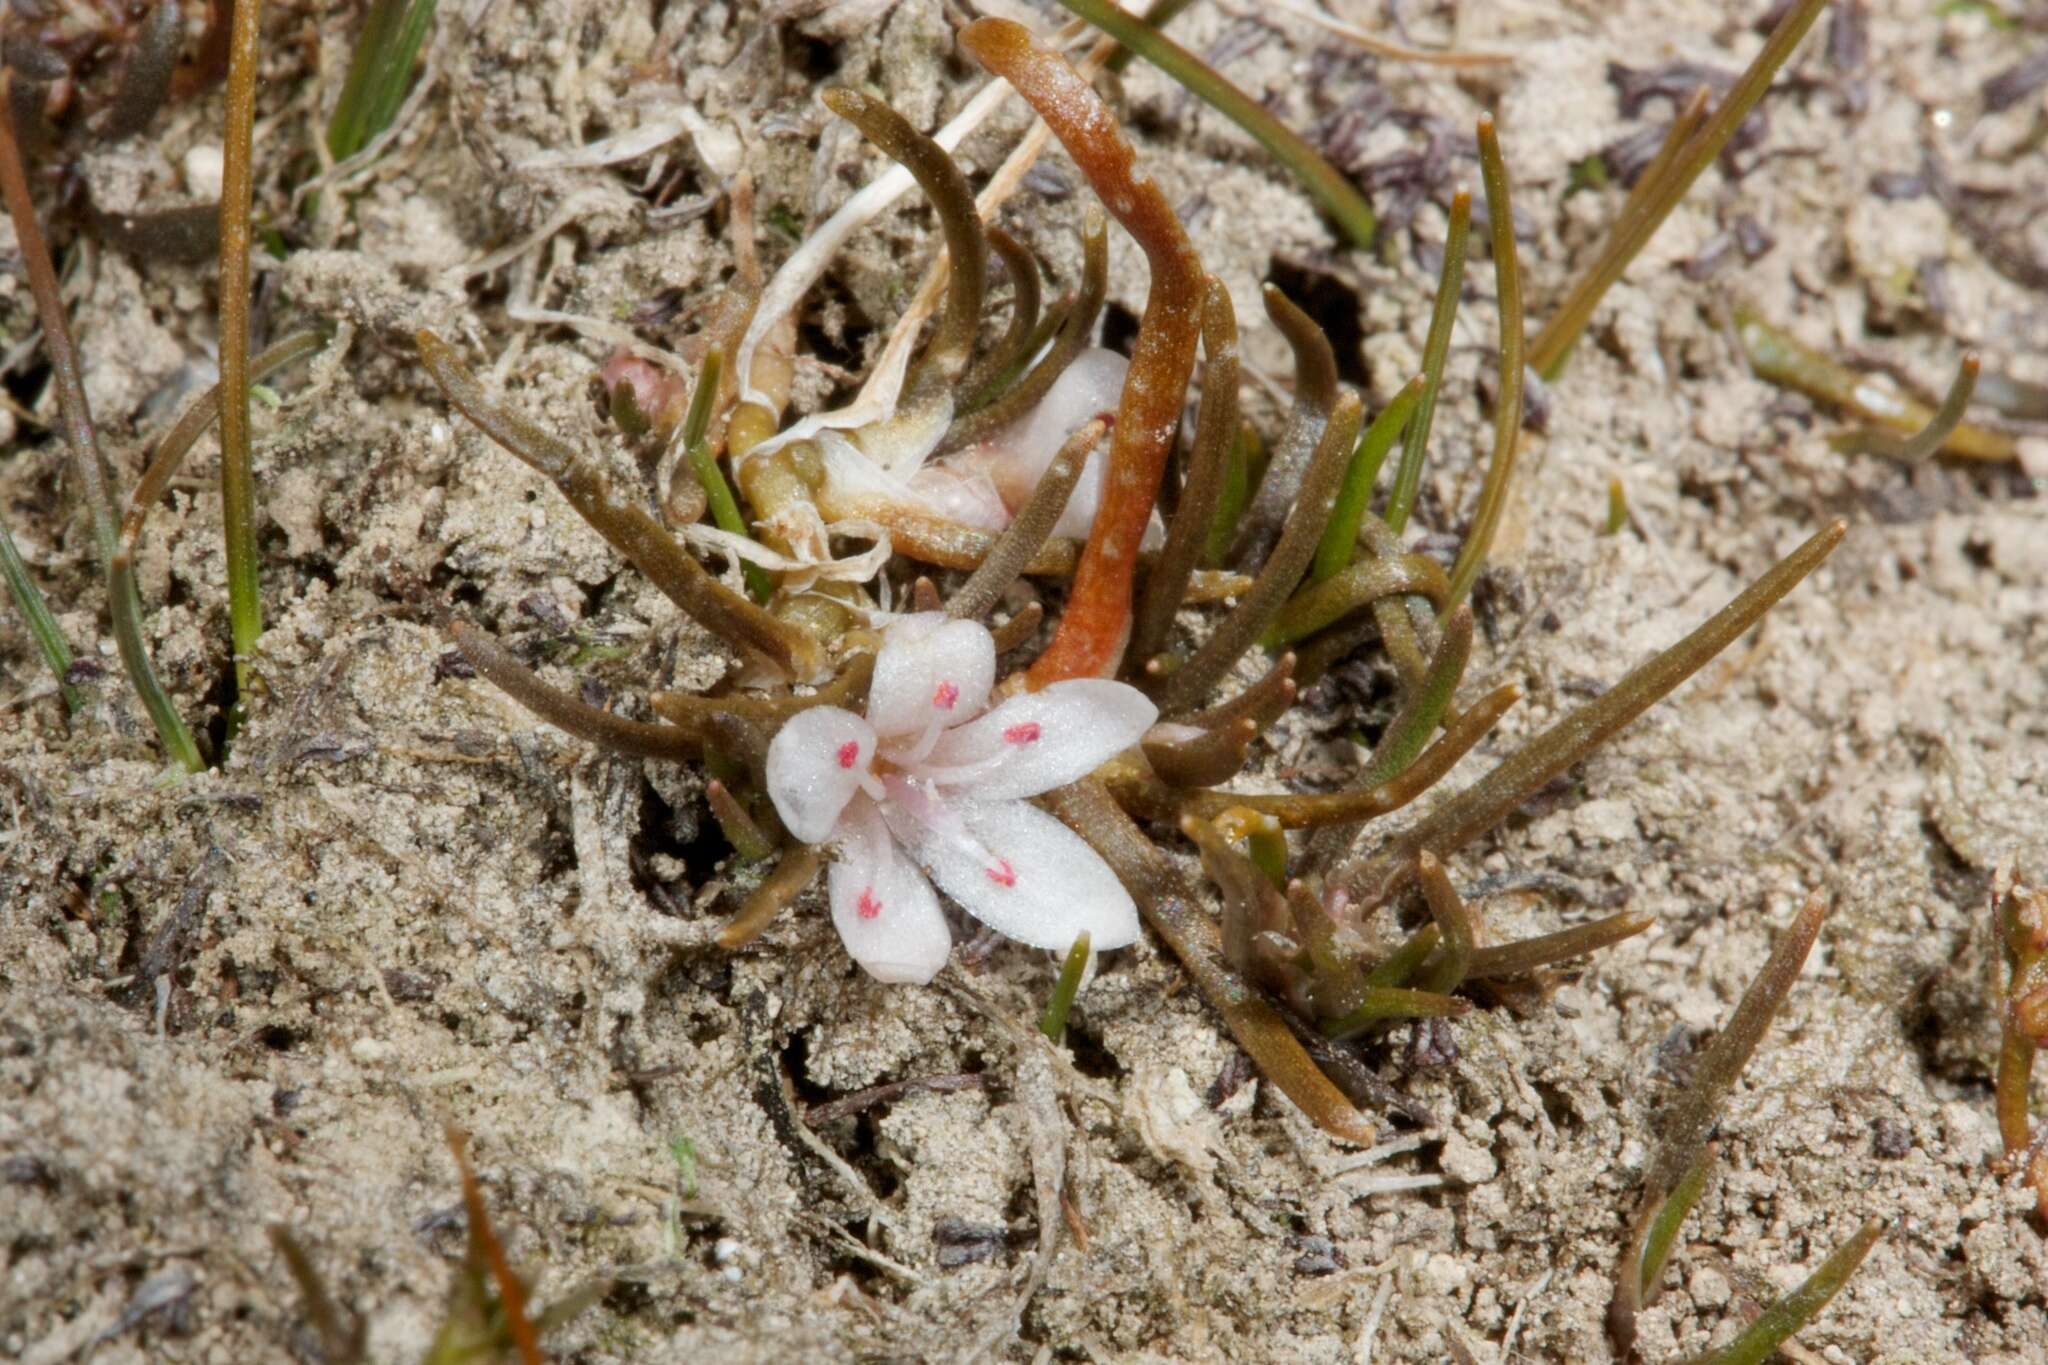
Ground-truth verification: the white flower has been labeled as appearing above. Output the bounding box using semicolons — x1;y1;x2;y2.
765;612;1157;984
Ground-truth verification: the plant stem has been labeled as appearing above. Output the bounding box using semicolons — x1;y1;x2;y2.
1735;308;2012;461
0;88;119;570
0;80;203;771
219;0;266;707
1638;1143;1716;1298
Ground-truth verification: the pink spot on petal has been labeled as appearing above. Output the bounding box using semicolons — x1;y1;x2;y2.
1003;722;1042;745
986;858;1017;888
933;680;959;710
857;888;882;919
836;740;860;769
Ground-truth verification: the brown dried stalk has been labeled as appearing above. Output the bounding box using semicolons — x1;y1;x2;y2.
417;331;823;681
448;621;704;761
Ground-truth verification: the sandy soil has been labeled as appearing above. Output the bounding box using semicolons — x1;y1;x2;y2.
2;1;2046;1360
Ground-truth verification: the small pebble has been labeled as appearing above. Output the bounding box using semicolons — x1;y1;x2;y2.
1871;1116;1913;1158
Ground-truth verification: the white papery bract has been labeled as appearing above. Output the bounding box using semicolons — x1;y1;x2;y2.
764;613;1154;984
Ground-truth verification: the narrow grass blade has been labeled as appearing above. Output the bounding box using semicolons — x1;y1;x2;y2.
1204;424;1257;568
327;0;440;162
448;620;703;762
0;84;203;770
1054;0;1376;249
1366;923;1440;988
1318;985;1469;1040
1610;890;1834;1355
418;332;823;681
1639;1142;1715;1298
1041;932;1093;1041
1350;522;1845;892
718;844;826;950
1049;778;1378;1145
955;225;1042;408
1736;309;2013;461
1466;910;1653;979
1360;604;1470;783
1529;0;1830;379
705;780;775;864
1684;1219;1885;1365
218;0;266;704
1160;393;1361;713
947;419;1103;622
1412;850;1478;993
1385;189;1469;535
676;350;773;601
939;212;1107;454
1445;116;1523;611
444;1128;544;1365
1314;375;1423;584
0;523;82;711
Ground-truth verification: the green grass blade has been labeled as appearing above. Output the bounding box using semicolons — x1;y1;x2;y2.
0;522;82;712
1529;0;1829;380
1444;117;1524;610
327;0;439;162
677;350;774;602
1053;0;1377;249
108;556;206;773
0;86;202;770
1686;1219;1886;1365
1385;189;1470;534
1314;375;1423;584
1040;932;1093;1041
1204;424;1257;567
1639;1143;1716;1298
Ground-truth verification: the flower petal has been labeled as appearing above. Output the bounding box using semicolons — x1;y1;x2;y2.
765;705;877;843
867;613;996;741
917;679;1157;799
982;347;1129;513
884;797;1139;953
829;801;952;984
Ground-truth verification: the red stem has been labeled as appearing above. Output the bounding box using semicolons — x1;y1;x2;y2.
962;18;1204;685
